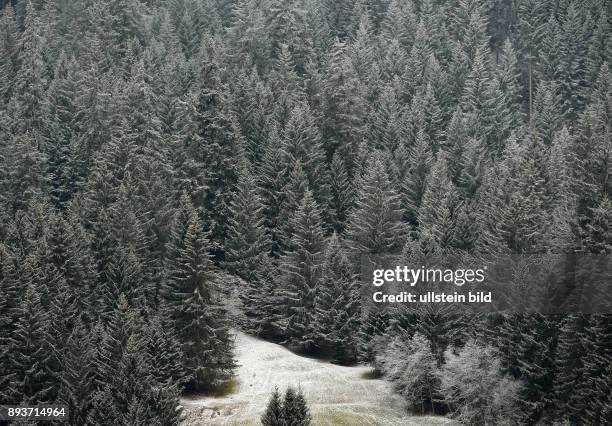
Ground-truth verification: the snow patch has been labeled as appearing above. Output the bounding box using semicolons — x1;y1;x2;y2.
181;331;455;425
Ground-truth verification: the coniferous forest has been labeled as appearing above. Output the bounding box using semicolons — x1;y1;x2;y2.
0;0;611;424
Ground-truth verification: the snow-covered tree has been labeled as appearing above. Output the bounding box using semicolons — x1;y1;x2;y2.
278;191;325;351
347;153;406;255
315;233;361;363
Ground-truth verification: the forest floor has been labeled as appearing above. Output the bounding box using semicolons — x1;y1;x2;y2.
180;331;455;425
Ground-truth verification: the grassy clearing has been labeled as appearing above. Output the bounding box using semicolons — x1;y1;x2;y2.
315;411;373;426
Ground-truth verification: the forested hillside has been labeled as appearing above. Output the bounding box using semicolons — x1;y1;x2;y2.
0;0;611;424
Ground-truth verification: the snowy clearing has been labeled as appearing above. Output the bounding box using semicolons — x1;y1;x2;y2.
181;331;455;425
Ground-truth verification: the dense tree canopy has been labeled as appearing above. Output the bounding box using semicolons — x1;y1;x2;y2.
0;0;611;424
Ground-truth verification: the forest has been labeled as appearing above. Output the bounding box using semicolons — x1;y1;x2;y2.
0;0;611;424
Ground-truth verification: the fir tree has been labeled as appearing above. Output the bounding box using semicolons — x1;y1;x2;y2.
261;386;284;426
282;386;311;426
553;315;587;423
314;233;361;363
223;165;271;329
584;196;612;254
278;160;310;252
224;165;270;282
6;285;59;404
59;319;96;425
347;153;406;255
280;102;330;210
0;4;19;104
328;152;353;233
279;190;325;351
0;133;46;213
417;156;460;249
164;194;236;390
10;0;47;134
402;129;433;226
258;125;286;257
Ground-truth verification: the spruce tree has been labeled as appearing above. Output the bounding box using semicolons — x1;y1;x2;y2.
223;165;270;329
584;196;612;254
409;83;443;153
258;125;286;257
194;86;243;256
224;165;270;282
314;233;361;363
402;128;433;226
47;213;96;317
0;4;19;104
6;285;59;404
280;102;330;210
10;0;47;134
59;319;96;425
262;386;284;426
164;194;236;390
0;133;46;214
381;0;416;49
144;315;186;388
347;153;406;255
45;54;82;208
279;190;325;351
558;3;588;120
278;160;310;252
283;386;311;426
553;315;587;423
417;156;460;249
498;136;552;254
328;152;353;233
578;315;612;424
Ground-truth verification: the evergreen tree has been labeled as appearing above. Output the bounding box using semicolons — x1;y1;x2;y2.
553;315;587;423
59;319;96;425
498;136;552;254
144;315;186;388
278;160;310;252
0;133;46;213
496;39;523;131
0;4;19;104
279;191;325;351
224;165;270;282
45;54;82;208
347;153;405;255
577;315;612;424
558;3;589;120
408;83;443;153
194;86;243;256
283;386;312;426
164;193;236;390
258;125;286;257
401;129;433;226
262;386;284;426
417;156;460;249
6;285;59;404
0;244;19;402
224;165;271;329
328;152;353;233
584;196;612;254
10;0;47;134
381;0;416;49
280;102;330;210
314;233;361;363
